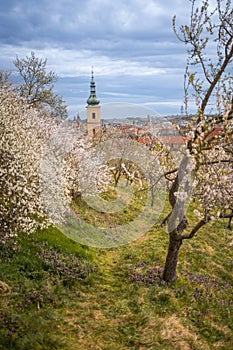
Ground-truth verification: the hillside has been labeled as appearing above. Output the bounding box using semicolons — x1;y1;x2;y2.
0;212;232;349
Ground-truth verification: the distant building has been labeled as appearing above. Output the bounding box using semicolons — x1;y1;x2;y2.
86;69;101;138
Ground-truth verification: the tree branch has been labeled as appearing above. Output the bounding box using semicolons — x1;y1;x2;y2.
182;216;211;240
219;212;233;219
200;41;233;114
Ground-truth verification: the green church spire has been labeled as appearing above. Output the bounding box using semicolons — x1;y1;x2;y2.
87;68;100;106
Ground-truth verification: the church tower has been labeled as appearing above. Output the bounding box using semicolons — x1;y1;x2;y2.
86;68;101;138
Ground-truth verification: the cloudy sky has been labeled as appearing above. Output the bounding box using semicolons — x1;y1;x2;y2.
1;0;194;118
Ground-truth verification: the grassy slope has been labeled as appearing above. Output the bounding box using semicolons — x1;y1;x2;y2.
0;207;232;349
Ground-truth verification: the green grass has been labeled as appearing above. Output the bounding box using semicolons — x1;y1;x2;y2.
0;205;232;349
71;182;149;228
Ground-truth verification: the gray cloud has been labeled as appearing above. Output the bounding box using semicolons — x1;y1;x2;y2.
0;0;194;116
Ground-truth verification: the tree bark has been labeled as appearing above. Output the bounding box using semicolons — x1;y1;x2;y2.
162;232;183;282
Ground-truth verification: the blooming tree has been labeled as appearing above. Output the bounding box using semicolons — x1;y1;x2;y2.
40;122;112;224
14;51;68;119
0;86;53;239
0;86;99;241
161;0;233;282
0;70;11;89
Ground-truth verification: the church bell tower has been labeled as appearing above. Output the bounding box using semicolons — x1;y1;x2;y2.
86;68;101;138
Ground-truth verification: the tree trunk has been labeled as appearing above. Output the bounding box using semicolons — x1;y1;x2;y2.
162;232;183;282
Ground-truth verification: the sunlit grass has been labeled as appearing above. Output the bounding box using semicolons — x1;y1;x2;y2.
0;201;232;349
72;180;148;228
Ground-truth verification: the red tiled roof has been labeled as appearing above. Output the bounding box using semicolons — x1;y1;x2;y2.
159;136;186;145
205;126;223;140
